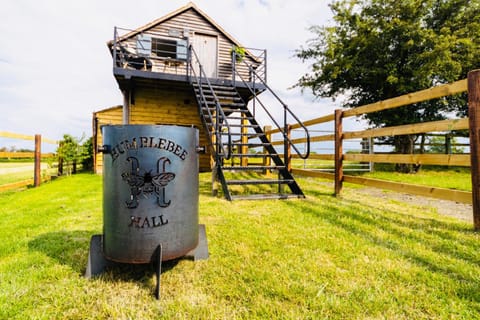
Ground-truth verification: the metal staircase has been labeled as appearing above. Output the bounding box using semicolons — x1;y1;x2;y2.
189;46;310;200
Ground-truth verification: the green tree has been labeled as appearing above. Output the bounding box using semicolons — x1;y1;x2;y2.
426;135;465;154
57;134;94;175
81;137;94;172
296;0;480;172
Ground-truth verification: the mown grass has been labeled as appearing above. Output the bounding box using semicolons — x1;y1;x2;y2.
0;162;55;185
357;165;472;191
1;173;480;319
292;159;472;192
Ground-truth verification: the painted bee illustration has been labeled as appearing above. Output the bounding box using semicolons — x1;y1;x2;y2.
121;156;175;208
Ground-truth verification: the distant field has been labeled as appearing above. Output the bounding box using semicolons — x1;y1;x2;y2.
0;162;53;185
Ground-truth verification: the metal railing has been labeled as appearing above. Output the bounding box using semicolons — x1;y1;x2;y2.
188;45;232;160
232;57;311;165
112;27;189;72
232;47;267;85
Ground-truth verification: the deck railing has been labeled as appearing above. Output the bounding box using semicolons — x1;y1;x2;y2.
111;27;267;85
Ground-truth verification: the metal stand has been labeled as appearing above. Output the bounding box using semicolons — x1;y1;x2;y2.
186;224;209;260
85;234;112;278
84;225;209;299
154;244;163;300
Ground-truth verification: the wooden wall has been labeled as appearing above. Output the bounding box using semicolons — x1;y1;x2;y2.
93;91;212;174
120;8;257;81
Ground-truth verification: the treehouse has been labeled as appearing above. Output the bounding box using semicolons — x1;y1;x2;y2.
93;2;310;200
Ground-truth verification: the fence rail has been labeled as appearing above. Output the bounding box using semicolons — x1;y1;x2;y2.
0;132;57;192
261;71;480;229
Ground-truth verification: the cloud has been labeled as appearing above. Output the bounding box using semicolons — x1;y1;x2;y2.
0;0;338;148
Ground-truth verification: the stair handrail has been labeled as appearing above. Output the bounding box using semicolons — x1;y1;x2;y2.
232;58;310;160
188;45;232;160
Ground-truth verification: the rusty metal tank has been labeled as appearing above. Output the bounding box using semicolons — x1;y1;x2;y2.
101;124;199;263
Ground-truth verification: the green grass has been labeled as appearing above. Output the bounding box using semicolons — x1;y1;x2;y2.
1;173;480;319
293;159;473;192
355;167;472;191
0;162;56;185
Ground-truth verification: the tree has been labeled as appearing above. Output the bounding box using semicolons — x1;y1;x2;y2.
81;137;94;172
56;134;94;175
295;0;480;172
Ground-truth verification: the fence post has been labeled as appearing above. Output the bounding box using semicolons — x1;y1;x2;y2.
34;134;41;187
334;109;343;196
468;70;480;230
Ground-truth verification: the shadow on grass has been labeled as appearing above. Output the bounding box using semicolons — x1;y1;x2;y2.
28;230;183;294
28;230;92;273
285;193;480;303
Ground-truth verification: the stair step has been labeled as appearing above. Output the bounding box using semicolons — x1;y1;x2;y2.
225;142;271;147
221;132;265;136
203;101;245;108
193;84;236;92
207;108;249;113
226;179;294;185
228;153;274;158
220;116;254;121
195;90;239;97
221;165;285;171
230;194;305;201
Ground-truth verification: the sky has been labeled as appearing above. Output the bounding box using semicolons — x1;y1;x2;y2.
0;0;341;151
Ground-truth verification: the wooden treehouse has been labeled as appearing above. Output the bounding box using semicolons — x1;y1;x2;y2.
93;2;310;200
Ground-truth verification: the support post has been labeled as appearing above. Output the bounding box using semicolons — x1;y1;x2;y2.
122;90;130;124
334;109;343;196
155;244;163;300
468;70;480;230
241;114;248;167
34;134;41;187
263;125;272;176
285;124;292;173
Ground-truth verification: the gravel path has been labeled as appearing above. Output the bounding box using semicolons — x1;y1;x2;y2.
354;186;473;223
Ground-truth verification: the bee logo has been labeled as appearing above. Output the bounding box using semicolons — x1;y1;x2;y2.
121;156;175;208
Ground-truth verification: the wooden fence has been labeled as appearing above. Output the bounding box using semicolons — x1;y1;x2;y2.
263;70;480;229
0;131;57;192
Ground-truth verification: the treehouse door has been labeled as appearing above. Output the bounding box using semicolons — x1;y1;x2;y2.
192;34;218;78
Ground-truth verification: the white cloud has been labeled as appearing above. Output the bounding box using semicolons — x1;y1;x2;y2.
0;0;341;148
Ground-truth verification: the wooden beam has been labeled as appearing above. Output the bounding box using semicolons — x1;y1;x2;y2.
343;118;469;140
292;168;335;180
468;70;480;229
292;153;335;160
0;131;57;144
344;153;471;167
343;79;468;118
266;114;336;135
0;179;33;192
343;175;472;204
290;114;335;130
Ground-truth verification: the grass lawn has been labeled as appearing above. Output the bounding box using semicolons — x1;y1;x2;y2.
1;173;480;319
0;162;55;185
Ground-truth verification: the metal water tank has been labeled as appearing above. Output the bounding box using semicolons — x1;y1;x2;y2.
101;124;199;263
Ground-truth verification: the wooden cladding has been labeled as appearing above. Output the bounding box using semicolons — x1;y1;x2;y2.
117;8;256;81
93;89;212;174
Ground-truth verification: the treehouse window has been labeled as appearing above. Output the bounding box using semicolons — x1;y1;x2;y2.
151;38;188;61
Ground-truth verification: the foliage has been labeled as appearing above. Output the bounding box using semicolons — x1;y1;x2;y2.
231;45;246;62
295;0;480;171
426;135;465;154
56;134;93;174
81;137;94;171
1;173;480;319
